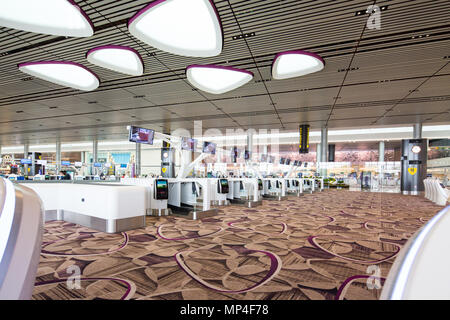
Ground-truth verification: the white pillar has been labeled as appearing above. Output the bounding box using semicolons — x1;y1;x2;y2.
379;141;385;162
413;123;422;139
135;143;141;177
56;140;61;173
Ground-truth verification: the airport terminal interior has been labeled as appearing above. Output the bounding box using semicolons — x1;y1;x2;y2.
0;0;449;301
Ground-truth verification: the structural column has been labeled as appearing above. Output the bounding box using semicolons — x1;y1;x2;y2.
413;123;422;139
23;143;29;176
320;127;328;176
316;143;321;163
135;142;141;177
56;140;61;174
320;127;328;163
92;139;98;175
378;141;385;162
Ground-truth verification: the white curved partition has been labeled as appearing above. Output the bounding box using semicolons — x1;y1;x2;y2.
0;178;43;300
423;178;449;206
22;183;146;233
381;205;450;299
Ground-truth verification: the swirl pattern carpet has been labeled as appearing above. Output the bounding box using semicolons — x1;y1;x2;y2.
32;190;441;300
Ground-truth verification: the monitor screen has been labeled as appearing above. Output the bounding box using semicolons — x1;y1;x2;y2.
244;150;250;160
156;180;168;189
129;126;155;144
293;160;299;166
20;159;32;165
181;137;197;151
285;159;291;165
220;179;228;186
203;141;216;155
280;158;286;165
61;161;71;166
231;147;240;158
260;154;267;162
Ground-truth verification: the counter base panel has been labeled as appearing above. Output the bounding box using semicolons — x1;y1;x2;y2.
44;209;145;233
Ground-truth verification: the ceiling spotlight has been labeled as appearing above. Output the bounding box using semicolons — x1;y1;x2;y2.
18;61;99;91
0;0;94;37
86;45;144;76
272;50;325;80
128;0;223;57
186;65;253;94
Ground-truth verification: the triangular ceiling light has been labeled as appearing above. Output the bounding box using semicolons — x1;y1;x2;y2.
272;50;325;80
18;61;99;91
186;65;253;95
128;0;223;57
0;0;94;37
87;46;144;76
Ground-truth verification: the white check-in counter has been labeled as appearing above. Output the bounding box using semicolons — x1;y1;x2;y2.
23;183;147;233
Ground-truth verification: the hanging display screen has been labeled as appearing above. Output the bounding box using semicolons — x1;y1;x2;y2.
299;124;310;154
181;137;197;151
203;141;216;154
129;126;155;145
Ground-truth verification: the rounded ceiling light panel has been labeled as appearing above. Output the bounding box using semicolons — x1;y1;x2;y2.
87;46;144;76
18;61;99;91
186;65;254;95
272;50;325;80
0;0;94;37
128;0;223;57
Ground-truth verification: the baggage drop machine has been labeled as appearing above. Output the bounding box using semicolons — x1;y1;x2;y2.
227;178;263;208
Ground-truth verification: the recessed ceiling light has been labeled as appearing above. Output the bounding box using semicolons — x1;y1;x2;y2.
272;50;325;80
86;45;144;76
186;65;253;94
18;61;100;91
0;0;94;37
128;0;223;57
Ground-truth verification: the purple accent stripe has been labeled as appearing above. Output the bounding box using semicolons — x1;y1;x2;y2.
86;45;144;70
41;232;128;256
34;277;133;300
186;64;254;77
335;275;385;300
18;60;101;84
175;249;280;294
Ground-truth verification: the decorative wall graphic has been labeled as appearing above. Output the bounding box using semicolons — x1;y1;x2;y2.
408;167;417;175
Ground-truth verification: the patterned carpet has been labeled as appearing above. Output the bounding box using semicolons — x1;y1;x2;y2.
32;190;442;300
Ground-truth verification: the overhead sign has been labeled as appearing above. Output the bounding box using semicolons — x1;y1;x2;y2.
299;124;310;154
20;159;32;165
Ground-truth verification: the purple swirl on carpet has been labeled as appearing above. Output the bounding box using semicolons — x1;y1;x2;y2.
335;275;385;300
308;236;401;264
41;232;129;256
174;247;281;294
34;277;134;300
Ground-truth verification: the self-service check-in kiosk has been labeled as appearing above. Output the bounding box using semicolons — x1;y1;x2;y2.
153;179;169;216
211;178;229;206
227;178;262;208
286;178;303;196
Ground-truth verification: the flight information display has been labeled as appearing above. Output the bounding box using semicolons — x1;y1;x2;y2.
203;141;217;155
181;137;197;151
129;126;155;145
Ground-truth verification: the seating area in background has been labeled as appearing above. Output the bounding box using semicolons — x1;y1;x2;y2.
424;178;450;206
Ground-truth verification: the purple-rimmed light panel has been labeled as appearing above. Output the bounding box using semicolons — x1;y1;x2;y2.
127;0;223;57
86;45;144;76
18;61;100;91
186;64;254;94
272;50;325;80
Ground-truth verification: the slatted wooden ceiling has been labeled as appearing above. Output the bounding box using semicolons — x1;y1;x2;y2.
0;0;449;145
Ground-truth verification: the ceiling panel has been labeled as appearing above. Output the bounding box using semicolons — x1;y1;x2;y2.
0;0;448;145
